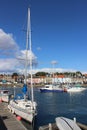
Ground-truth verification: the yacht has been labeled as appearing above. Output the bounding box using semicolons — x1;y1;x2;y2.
8;8;37;123
40;83;64;92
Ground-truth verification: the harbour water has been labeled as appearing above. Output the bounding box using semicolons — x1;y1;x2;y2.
1;86;87;130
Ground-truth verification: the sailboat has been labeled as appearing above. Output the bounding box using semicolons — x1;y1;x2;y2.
8;8;37;123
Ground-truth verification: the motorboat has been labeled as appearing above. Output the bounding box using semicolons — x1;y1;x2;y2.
40;83;64;92
63;83;86;92
66;84;86;92
67;86;86;92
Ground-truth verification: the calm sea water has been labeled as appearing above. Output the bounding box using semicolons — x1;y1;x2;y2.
33;87;87;130
1;86;87;130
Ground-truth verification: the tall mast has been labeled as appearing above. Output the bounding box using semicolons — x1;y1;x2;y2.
25;9;30;84
28;8;34;102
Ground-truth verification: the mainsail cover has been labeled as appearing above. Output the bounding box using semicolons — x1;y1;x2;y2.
22;84;27;94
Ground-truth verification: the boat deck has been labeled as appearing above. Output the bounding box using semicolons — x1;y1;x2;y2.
0;102;27;130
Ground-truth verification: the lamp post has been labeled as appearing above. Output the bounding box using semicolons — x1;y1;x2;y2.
51;61;58;83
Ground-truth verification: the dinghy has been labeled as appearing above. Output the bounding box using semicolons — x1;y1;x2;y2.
0;90;12;102
55;117;81;130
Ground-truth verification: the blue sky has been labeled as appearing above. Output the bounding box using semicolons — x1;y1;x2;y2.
0;0;87;73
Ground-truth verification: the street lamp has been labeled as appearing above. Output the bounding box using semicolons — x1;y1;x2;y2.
51;60;58;83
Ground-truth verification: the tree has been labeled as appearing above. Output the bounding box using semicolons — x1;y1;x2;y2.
12;73;18;77
12;72;18;82
35;72;49;77
75;71;82;78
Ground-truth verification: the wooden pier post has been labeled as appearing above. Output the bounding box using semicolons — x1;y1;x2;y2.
49;123;52;130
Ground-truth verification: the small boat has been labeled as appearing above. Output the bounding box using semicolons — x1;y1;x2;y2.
67;87;86;92
39;117;87;130
55;117;81;130
40;83;64;92
8;8;37;123
0;90;12;102
64;83;86;92
66;86;86;92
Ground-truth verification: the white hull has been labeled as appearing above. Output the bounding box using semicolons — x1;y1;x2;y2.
0;95;9;102
8;99;37;123
64;83;86;92
56;117;81;130
0;90;11;102
67;87;86;92
40;84;64;92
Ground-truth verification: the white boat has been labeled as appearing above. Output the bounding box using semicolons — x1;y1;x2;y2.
8;98;37;122
66;85;86;92
40;83;64;92
55;117;81;130
8;8;37;123
67;87;86;92
0;89;12;102
64;83;86;92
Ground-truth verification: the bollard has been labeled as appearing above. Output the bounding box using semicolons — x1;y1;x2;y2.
49;123;52;130
73;117;76;123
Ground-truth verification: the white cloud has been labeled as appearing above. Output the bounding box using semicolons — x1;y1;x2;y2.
16;49;37;66
37;47;41;50
17;67;77;75
0;29;84;74
0;29;18;56
0;28;38;73
0;29;20;72
32;68;77;74
51;60;58;65
17;50;37;60
0;59;19;72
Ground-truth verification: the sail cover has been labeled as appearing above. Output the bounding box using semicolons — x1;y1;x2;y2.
22;84;27;94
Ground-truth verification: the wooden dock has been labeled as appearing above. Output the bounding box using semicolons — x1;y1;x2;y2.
0;102;27;130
